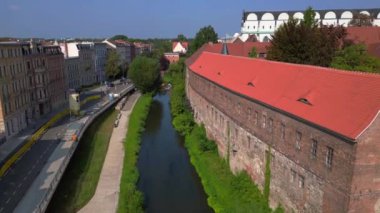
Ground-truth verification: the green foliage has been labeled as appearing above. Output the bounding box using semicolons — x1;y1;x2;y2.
349;13;373;27
47;109;118;213
111;34;129;41
267;7;346;67
189;25;218;54
303;7;317;28
117;94;153;213
331;44;380;73
249;47;258;58
172;111;194;136
177;34;187;42
129;56;160;93
106;50;121;79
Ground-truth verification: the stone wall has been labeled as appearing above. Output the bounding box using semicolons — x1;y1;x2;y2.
185;68;363;212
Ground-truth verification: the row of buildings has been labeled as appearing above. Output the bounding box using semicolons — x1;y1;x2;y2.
0;39;152;142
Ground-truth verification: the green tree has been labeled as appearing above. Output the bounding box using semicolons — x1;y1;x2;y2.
249;47;258;58
128;56;160;93
303;6;317;27
105;50;121;80
349;13;373;27
331;44;380;73
267;7;346;67
177;34;187;42
189;25;218;54
111;34;129;41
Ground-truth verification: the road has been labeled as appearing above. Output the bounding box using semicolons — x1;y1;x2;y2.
0;83;130;213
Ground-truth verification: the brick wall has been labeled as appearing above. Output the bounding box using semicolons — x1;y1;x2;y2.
185;67;370;212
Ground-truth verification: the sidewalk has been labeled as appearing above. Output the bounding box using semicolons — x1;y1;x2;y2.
0;104;67;167
79;92;141;213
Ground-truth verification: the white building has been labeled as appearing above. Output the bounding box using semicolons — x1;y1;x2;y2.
172;41;189;54
241;8;380;42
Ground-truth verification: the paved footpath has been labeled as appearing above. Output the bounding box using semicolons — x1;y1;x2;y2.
79;92;141;213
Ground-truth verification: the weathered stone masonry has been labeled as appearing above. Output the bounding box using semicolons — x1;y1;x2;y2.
185;67;380;213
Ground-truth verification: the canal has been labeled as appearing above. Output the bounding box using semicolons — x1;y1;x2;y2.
137;92;213;213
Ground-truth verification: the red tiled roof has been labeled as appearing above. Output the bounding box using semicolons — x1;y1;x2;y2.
188;52;380;140
200;42;270;57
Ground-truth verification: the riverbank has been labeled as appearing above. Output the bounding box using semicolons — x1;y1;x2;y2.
117;94;152;213
79;93;141;213
46;108;117;213
166;61;284;213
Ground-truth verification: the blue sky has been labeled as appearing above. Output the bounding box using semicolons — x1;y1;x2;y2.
0;0;379;39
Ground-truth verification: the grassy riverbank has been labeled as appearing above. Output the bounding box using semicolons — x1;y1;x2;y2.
47;108;117;213
166;60;284;213
117;94;152;213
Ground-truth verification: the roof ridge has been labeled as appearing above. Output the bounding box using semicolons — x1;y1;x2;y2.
202;51;380;78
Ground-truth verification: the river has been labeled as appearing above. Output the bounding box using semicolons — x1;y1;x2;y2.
137;92;213;213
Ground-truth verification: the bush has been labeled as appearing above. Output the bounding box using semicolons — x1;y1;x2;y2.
117;94;152;213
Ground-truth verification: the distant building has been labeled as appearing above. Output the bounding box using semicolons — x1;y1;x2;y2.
241;8;380;42
0;41;66;142
172;41;189;54
93;42;107;83
103;39;132;70
43;45;67;110
164;52;180;64
59;42;96;88
134;42;153;56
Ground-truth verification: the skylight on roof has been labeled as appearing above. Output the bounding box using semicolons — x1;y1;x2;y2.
298;98;312;105
247;82;254;87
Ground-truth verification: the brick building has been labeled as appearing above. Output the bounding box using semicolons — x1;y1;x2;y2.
185;50;380;212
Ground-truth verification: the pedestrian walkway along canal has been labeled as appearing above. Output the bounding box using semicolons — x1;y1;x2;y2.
137;92;213;213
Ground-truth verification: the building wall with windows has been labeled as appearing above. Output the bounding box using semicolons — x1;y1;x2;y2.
0;43;31;141
241;8;380;42
185;52;380;212
77;44;96;87
93;42;107;83
64;57;80;90
44;46;67;110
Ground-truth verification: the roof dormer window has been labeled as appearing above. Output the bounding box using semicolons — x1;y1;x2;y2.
247;82;254;87
298;98;312;105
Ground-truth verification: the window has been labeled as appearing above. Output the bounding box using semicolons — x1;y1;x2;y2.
311;139;318;159
247;136;251;149
290;170;296;183
247;108;252;119
298;175;305;188
326;147;334;168
268;118;273;132
254;111;259;125
262;114;267;128
280;123;285;140
295;131;302;150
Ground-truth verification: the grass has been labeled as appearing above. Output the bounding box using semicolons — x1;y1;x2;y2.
117;94;152;213
46;108;117;213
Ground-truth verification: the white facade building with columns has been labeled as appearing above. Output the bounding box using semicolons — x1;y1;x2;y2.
241;8;380;42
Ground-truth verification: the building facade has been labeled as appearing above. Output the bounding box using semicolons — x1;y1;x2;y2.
241;8;380;42
64;57;80;90
44;45;67;110
93;42;107;83
77;44;96;87
186;51;380;212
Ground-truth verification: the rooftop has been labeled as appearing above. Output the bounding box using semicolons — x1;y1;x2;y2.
187;51;380;140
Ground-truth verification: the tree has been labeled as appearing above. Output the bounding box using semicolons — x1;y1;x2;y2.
331;44;380;73
248;47;258;58
303;6;317;28
177;34;187;42
267;7;347;67
106;50;121;80
189;25;218;54
349;13;373;27
128;56;160;93
111;34;129;41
